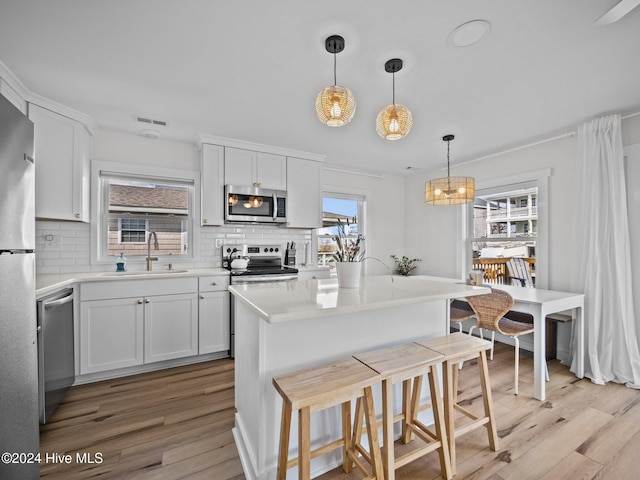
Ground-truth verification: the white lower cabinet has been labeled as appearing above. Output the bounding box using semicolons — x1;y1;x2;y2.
79;277;207;375
198;276;230;355
144;293;199;363
80;297;144;374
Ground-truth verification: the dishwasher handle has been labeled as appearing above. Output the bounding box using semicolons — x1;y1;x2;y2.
43;292;74;309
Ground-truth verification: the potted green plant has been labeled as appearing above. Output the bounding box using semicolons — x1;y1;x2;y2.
390;255;421;276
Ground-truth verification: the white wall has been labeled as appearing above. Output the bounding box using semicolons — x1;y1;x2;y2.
321;165;406;276
625;141;640;336
92;129;200;171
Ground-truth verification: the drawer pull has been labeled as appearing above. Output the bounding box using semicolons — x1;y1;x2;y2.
137;299;143;304
200;294;205;299
145;298;150;304
212;282;217;286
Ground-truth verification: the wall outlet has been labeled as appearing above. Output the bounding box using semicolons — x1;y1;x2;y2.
43;233;60;250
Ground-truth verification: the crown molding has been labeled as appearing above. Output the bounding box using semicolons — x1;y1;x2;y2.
0;58;97;135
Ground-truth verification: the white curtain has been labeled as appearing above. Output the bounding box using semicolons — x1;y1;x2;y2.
571;114;640;387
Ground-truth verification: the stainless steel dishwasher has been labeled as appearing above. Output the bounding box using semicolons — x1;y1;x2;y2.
37;288;75;424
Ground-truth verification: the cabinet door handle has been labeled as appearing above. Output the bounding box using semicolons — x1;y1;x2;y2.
138;299;143;304
200;294;205;299
145;298;150;304
203;218;208;224
211;282;217;286
75;213;81;219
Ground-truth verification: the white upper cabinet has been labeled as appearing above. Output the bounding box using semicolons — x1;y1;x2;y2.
225;147;286;190
200;144;225;226
29;103;92;222
197;134;325;228
286;157;322;228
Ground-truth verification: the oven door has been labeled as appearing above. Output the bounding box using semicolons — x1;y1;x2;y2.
231;273;298;284
225;185;287;224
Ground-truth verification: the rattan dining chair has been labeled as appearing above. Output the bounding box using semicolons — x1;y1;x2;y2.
449;299;476;333
466;289;535;395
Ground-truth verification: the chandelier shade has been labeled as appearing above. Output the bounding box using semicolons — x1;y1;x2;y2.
377;58;412;140
425;135;475;205
316;35;356;127
425;176;475;205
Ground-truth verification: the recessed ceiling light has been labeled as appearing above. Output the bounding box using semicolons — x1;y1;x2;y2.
448;20;491;47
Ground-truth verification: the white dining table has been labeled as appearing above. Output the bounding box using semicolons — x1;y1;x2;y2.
491;284;585;401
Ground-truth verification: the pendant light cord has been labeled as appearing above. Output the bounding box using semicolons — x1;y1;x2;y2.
392;71;396;105
447;139;451;191
447;139;451;177
333;53;337;86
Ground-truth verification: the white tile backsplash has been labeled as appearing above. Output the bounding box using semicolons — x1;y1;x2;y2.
35;221;312;274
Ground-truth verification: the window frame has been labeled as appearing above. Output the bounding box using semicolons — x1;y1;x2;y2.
91;160;201;267
315;188;368;272
459;169;550;289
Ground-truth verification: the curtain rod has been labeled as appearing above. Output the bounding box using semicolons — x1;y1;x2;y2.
452;110;640;168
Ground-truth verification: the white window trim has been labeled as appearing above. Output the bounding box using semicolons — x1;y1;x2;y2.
458;168;550;289
90;160;201;267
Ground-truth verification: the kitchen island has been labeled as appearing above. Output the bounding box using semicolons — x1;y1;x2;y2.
229;275;488;480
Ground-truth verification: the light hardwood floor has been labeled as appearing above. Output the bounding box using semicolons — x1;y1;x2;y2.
40;342;640;479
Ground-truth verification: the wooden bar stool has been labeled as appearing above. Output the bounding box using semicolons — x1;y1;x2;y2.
272;357;384;480
414;332;498;475
353;343;452;480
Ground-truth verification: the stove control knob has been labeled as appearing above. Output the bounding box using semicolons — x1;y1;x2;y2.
264;248;268;253
274;247;279;252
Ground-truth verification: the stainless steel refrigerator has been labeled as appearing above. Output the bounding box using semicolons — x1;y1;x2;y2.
0;94;40;479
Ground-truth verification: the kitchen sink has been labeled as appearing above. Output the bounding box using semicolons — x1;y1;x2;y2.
102;269;189;277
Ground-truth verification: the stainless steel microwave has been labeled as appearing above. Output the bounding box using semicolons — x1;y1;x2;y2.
224;185;287;224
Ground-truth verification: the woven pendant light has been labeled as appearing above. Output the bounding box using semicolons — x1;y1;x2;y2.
315;35;356;127
425;135;475;205
376;58;412;140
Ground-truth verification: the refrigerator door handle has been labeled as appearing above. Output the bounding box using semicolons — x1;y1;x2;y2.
43;292;73;309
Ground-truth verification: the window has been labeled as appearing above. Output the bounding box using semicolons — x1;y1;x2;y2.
91;161;200;264
317;194;365;270
471;186;538;287
119;219;147;243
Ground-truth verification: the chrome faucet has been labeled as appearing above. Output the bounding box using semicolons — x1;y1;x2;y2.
146;231;158;271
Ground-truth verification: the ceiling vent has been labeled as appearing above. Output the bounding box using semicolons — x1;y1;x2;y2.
135;115;168;127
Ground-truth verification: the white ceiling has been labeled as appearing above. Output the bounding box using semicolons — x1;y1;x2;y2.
1;0;639;174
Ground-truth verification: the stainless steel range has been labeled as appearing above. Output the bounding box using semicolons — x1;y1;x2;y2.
223;244;298;358
223;244;298;284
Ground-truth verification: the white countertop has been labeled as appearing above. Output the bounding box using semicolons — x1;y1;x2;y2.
228;275;490;323
36;265;329;298
36;267;230;298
